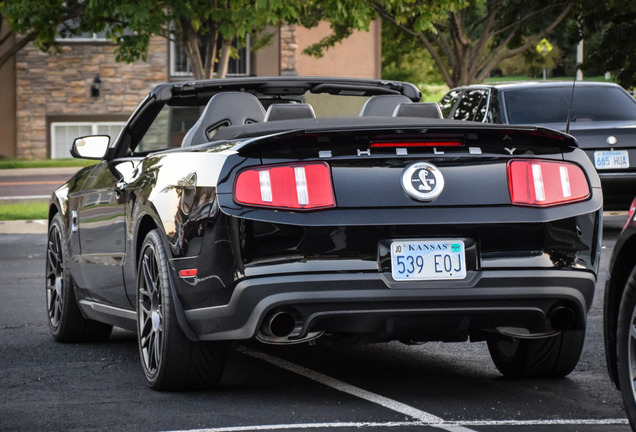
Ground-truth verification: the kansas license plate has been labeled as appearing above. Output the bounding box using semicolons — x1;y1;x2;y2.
594;150;629;169
391;240;466;281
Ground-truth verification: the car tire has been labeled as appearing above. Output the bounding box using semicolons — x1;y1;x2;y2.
137;229;227;390
616;266;636;427
487;329;585;378
45;213;113;342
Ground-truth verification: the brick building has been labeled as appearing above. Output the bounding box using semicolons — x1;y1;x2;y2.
0;22;381;159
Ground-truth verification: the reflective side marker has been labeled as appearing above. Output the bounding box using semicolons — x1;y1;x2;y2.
179;269;198;278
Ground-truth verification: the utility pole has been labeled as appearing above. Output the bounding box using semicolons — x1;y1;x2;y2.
576;40;584;81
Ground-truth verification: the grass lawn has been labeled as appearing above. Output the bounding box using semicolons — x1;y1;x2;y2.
0;158;95;169
0;201;48;221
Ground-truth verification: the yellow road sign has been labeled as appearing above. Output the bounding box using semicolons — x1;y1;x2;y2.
536;38;553;56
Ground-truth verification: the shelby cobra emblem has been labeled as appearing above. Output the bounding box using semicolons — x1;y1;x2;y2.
401;161;445;201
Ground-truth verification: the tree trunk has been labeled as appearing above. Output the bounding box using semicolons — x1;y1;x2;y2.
216;39;232;79
180;19;205;80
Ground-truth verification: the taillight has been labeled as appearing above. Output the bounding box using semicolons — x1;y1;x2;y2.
507;159;590;206
624;197;636;231
370;141;463;148
234;162;335;210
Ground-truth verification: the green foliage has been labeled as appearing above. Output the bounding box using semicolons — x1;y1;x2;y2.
0;201;48;221
298;0;575;87
381;19;444;85
0;0;308;79
498;44;564;79
0;158;95;169
575;0;636;88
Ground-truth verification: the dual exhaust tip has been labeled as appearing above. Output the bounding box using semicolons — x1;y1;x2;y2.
261;309;300;339
259;305;578;343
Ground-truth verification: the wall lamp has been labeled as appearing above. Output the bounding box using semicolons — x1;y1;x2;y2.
91;75;102;99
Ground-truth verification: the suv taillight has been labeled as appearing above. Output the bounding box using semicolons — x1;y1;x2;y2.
234;162;335;210
508;160;590;206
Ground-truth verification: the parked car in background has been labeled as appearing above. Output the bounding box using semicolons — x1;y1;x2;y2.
440;81;636;210
47;76;602;391
605;198;636;430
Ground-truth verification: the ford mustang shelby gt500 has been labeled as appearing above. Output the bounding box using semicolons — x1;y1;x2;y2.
46;77;602;390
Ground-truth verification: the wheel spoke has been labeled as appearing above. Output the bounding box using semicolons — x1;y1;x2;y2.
45;227;64;328
142;255;156;294
138;243;163;376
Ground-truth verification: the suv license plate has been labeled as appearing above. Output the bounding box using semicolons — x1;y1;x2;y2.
594;150;629;169
391;240;466;281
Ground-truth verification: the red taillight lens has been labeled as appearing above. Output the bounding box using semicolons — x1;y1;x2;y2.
234;162;335;210
370;141;463;148
508;160;590;206
624;197;636;231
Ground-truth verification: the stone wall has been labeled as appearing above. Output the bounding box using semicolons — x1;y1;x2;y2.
15;37;168;159
280;24;297;76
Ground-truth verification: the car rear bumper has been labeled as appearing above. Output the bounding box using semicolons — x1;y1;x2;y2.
182;268;596;343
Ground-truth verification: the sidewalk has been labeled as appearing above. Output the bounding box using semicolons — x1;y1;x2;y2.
0;219;47;234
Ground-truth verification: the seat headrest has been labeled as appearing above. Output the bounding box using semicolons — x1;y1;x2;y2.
393;102;443;119
181;92;265;147
359;94;413;116
264;103;316;121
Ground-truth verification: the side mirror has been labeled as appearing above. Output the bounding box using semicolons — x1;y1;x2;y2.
70;135;110;160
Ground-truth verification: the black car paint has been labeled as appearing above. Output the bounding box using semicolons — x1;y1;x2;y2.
605;211;636;387
50;77;602;347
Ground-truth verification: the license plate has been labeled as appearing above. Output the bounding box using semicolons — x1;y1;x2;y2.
594;150;629;169
391;240;466;281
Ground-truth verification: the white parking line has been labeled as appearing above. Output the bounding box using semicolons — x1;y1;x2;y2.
164;348;629;432
239;347;475;432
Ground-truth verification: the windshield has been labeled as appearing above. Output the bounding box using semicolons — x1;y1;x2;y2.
503;86;636;124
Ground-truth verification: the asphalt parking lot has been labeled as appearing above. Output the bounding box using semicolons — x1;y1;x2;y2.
0;214;632;431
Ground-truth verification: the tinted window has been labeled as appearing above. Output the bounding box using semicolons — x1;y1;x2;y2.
503;86;636;124
439;90;461;118
453;90;487;121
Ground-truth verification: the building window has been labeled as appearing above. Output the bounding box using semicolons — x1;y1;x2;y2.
50;122;125;159
56;30;110;42
170;35;250;77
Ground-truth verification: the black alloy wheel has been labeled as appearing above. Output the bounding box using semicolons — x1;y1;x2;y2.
617;266;636;430
138;236;165;379
137;229;227;390
45;213;112;342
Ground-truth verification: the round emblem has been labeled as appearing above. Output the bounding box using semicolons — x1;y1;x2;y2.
607;136;618;146
401;162;444;201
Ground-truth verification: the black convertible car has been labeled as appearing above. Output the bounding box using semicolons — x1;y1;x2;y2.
440;81;636;209
46;77;602;390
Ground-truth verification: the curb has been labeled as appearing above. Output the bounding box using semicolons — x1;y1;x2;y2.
0;167;82;177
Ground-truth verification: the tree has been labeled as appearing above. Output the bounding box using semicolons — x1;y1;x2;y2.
80;0;302;79
0;0;300;80
303;0;575;87
0;0;86;69
575;0;636;88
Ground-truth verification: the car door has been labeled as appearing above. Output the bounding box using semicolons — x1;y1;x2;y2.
74;160;137;308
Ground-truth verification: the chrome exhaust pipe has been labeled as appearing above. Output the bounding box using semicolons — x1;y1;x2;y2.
261;310;299;338
548;306;576;332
